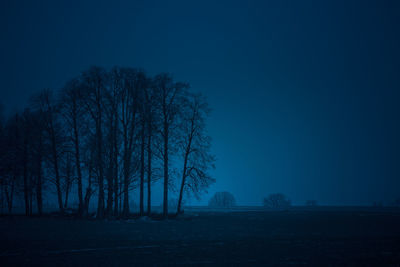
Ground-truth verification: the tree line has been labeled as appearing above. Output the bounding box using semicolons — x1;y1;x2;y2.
0;66;215;219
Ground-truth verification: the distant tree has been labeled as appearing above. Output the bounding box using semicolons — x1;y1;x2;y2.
263;193;291;209
208;192;236;208
305;200;318;207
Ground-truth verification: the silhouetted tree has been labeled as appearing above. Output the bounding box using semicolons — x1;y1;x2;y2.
29;110;45;215
136;71;149;216
60;78;86;216
0;66;215;218
263;193;291;209
1;114;22;214
119;68;141;218
33;90;65;213
144;80;158;215
208;192;236;208
154;74;188;218
177;93;215;214
21;110;32;215
81;67;108;218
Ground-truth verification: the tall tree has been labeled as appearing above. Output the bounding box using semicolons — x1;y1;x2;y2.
30;111;45;216
21;110;31;216
138;72;149;216
177;94;215;214
81;67;108;218
1;114;21;214
144;80;158;215
34;90;65;213
60;78;85;216
119;68;139;218
104;67;122;217
154;74;188;218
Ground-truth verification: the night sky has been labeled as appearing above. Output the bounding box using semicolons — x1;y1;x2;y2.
1;0;399;206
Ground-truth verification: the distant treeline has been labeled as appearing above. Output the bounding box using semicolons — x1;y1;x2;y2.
0;66;215;218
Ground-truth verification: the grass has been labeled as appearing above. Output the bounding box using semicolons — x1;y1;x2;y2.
1;208;400;266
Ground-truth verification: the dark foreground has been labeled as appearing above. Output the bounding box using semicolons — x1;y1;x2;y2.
1;210;400;266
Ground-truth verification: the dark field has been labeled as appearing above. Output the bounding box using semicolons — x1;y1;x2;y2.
1;209;400;266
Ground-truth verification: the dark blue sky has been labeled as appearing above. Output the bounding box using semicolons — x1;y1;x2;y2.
1;0;399;205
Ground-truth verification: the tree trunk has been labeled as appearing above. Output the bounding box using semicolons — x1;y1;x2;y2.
113;160;119;217
36;135;43;216
50;122;63;213
29;184;33;216
113;111;119;217
23;137;29;216
147;124;152;215
106;119;114;217
123;167;129;217
36;165;43;215
72;103;83;216
106;168;114;217
64;180;70;209
139;118;145;216
163;123;169;218
83;166;93;217
96;113;105;219
177;139;192;215
122;125;130;218
177;160;188;215
5;176;15;214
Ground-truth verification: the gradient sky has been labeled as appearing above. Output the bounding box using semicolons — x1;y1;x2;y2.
1;0;399;206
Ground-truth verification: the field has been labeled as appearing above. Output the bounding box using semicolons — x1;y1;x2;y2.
1;208;400;266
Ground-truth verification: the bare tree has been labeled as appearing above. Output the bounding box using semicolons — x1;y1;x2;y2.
176;93;215;214
1;114;22;214
154;73;188;218
119;68;141;218
144;80;159;215
60;78;85;216
34;90;65;213
21;110;31;215
137;72;150;216
0;66;217;218
29;110;45;215
103;68;122;217
81;67;108;218
263;193;291;209
208;192;236;208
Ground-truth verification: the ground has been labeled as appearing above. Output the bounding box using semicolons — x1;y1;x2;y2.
1;208;400;266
